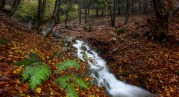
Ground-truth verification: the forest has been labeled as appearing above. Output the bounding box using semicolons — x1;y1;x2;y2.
0;0;179;97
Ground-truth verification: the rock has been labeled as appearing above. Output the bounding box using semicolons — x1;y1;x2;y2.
110;31;117;36
112;37;117;41
65;36;73;43
62;47;68;52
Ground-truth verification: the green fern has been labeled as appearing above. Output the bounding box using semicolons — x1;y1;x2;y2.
22;62;51;90
0;38;7;45
56;75;88;97
56;76;78;97
72;76;88;89
15;53;41;66
28;53;41;62
16;59;36;66
56;60;80;71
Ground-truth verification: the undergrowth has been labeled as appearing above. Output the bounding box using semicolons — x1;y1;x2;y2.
16;53;88;97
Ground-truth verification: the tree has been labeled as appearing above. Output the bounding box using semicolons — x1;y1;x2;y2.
110;0;117;27
8;0;21;17
42;0;61;37
78;0;82;24
148;0;179;42
33;0;47;29
84;0;89;24
124;0;131;24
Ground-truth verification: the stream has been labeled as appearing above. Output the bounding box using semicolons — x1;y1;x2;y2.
73;40;155;97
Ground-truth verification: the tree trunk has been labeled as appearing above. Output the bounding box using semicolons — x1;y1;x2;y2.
33;0;46;29
84;0;88;24
8;0;21;17
124;0;130;24
42;0;61;37
96;7;99;16
150;0;169;42
101;8;104;16
78;0;82;24
110;0;116;27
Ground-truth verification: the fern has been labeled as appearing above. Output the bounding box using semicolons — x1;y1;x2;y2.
0;38;7;45
72;76;88;89
66;84;78;97
28;53;41;62
22;63;51;90
56;76;78;97
16;59;36;66
15;53;41;66
56;75;88;97
56;60;80;71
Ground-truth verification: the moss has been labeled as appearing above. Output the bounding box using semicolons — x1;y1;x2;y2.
116;28;127;35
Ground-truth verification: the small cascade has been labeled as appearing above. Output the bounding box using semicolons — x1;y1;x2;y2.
73;40;155;97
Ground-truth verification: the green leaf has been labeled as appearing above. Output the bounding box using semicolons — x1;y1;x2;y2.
21;63;51;90
56;76;70;89
66;84;78;97
72;76;88;89
15;59;36;66
56;76;78;97
0;38;7;45
56;60;80;71
28;53;41;62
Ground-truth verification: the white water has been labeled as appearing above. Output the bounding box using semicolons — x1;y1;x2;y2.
73;40;155;97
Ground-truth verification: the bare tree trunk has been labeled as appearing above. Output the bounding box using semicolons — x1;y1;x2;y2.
96;7;99;16
101;8;104;16
84;0;88;24
33;0;46;29
8;0;21;17
78;0;82;24
124;0;131;24
110;0;116;27
150;0;169;42
42;0;61;37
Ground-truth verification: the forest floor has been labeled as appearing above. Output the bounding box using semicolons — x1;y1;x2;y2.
52;16;179;97
0;10;179;97
0;12;107;96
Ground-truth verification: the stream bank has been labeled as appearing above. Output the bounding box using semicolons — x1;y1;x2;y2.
51;18;179;97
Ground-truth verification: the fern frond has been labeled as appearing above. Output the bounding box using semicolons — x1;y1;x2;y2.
56;60;80;71
56;76;78;97
28;53;41;62
66;84;78;97
21;63;51;90
72;76;88;90
16;59;36;66
0;38;7;45
56;76;70;89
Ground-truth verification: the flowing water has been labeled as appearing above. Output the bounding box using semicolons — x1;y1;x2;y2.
73;40;155;97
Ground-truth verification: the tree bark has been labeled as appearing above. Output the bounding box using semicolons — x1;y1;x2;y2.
124;0;131;24
42;0;61;37
84;0;88;24
33;0;46;29
8;0;21;17
78;0;82;24
110;0;116;27
150;0;169;42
